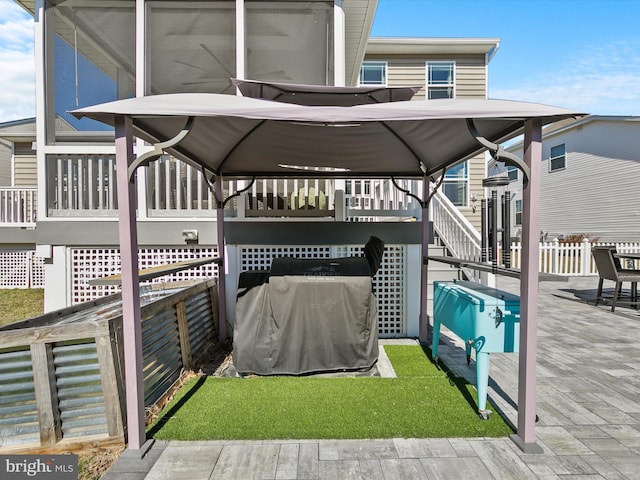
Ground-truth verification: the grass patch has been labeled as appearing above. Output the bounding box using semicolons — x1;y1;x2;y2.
148;345;513;440
0;289;44;327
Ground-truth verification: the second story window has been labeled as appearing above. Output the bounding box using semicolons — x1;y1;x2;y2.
549;144;566;172
507;166;518;181
359;61;387;86
426;61;455;99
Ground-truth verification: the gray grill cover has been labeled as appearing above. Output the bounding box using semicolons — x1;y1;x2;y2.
234;264;378;375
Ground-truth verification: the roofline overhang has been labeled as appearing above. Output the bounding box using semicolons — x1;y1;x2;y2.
365;37;501;60
504;114;637;152
347;0;379;86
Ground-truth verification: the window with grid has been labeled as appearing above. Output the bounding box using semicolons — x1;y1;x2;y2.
549;144;566;172
426;61;455;99
442;161;468;206
515;199;523;226
359;61;387;86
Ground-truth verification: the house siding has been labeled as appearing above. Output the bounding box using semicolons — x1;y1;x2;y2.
506;118;640;242
0;144;9;186
13;144;37;187
363;53;487;229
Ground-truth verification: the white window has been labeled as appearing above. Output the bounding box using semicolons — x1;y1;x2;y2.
359;61;387;86
442;161;468;206
515;200;523;226
426;61;455;99
549;144;566;172
507;166;518;181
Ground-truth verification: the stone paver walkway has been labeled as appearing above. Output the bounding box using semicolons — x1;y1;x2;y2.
104;277;640;479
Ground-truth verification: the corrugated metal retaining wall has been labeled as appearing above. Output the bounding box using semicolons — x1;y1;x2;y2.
0;279;217;451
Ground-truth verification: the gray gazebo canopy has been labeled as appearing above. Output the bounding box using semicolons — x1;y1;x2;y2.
72;88;581;456
73;93;576;180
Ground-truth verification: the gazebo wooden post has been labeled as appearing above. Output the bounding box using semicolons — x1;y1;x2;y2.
114;115;146;452
215;177;228;341
419;177;430;343
511;118;543;453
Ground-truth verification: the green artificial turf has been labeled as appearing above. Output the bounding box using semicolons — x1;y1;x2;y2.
148;345;514;440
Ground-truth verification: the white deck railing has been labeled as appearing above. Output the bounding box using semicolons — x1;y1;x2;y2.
0;187;37;226
243;178;336;217
344;178;419;221
47;154;118;215
46;155;427;220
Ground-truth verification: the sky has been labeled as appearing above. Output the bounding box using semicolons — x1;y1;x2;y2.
1;0;640;123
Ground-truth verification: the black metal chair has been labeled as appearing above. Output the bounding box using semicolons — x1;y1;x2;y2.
591;246;640;312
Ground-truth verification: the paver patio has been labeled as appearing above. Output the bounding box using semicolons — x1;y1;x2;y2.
104;276;640;479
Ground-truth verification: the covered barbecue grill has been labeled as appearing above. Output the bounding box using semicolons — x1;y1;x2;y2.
233;236;385;375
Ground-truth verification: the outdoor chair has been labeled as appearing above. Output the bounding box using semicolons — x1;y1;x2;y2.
591;246;640;312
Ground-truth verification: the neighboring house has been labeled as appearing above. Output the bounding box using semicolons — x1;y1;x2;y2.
6;0;498;338
0;118;37;245
488;115;640;243
0;118;36;189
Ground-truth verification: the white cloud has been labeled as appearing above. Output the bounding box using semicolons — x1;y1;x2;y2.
491;41;640;116
0;0;35;123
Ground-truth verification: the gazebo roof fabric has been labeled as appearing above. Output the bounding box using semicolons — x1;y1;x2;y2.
72;93;581;179
231;78;422;105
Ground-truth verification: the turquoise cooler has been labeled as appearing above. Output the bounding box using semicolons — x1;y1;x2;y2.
432;280;520;418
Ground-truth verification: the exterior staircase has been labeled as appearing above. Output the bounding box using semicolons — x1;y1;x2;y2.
425;237;463;318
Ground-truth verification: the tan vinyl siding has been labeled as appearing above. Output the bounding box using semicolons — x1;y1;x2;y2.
466;155;485;231
13;143;37;187
364;52;488;229
364;54;487;100
14;155;37;187
455;57;487;98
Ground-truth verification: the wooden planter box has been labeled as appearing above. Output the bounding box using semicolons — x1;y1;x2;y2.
0;279;217;453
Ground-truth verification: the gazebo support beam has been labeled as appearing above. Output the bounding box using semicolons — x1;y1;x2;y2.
419;178;430;343
215;177;228;341
511;118;543;453
114;115;146;452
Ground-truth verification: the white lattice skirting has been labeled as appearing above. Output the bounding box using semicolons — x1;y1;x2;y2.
0;251;45;289
70;245;407;338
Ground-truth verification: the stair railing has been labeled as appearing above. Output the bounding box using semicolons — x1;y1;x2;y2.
430;188;482;280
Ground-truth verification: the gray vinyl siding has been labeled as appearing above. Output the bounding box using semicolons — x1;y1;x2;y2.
0;143;10;186
508;119;640;243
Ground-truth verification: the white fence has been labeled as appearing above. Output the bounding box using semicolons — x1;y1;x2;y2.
509;239;640;276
